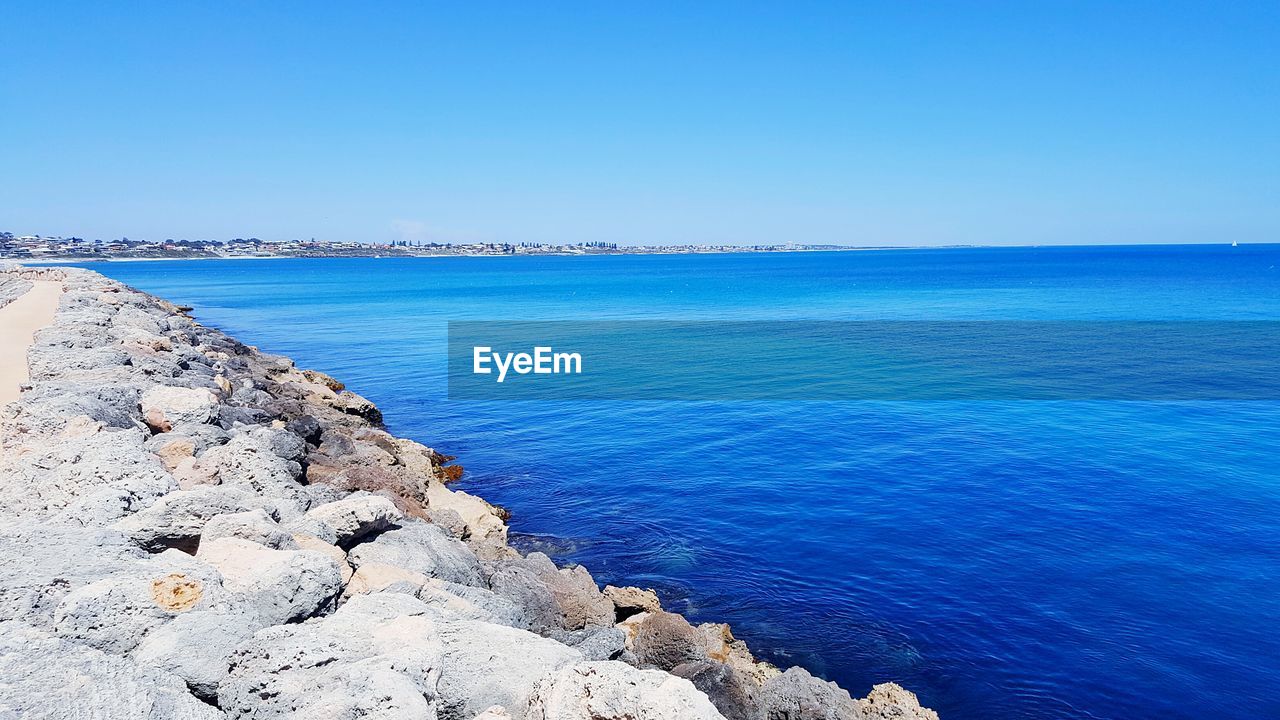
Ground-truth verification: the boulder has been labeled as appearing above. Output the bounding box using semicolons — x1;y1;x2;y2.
0;428;175;527
563;627;627;661
857;683;940;720
292;532;353;583
113;485;262;553
218;594;443;720
487;562;565;635
435;619;583;720
347;521;484;587
132;608;262;700
52;549;228;654
199;508;298;550
0;621;222;720
343;562;431;598
196;537;342;625
528;661;727;720
303;494;403;545
673;661;763;720
416;579;526;626
603;585;662;618
140;385;219;430
426;482;508;545
631;611;710;670
0;524;144;627
759;668;860;720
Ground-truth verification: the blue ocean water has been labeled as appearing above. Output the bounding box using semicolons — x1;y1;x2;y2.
72;246;1280;720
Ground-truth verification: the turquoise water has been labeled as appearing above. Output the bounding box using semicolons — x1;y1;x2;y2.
74;246;1280;719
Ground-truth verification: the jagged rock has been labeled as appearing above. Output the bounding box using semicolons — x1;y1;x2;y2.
199;508;298;550
857;683;939;720
150;435;196;470
196;537;342;625
132;608;262;700
347;521;484;586
528;661;727;720
632;611;710;670
27;344;129;381
218;594;443;719
0;621;223;720
200;432;304;500
427;482;509;545
487;561;565;634
427;506;470;538
759;668;860;720
527;556;614;631
673;661;763;720
303;494;403;545
0;427;175;526
140;385;219;430
113;485;263;553
604;585;662;618
52;549;228;654
472;708;512;720
563;627;627;661
0;524;144;627
292;532;353;583
344;562;431;598
435;619;583;720
416;579;526;626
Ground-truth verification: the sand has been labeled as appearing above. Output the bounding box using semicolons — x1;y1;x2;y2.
0;280;63;404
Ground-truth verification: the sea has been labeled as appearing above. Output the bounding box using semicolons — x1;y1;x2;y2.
66;245;1280;720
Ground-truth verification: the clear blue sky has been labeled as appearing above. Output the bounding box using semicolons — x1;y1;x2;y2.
2;1;1276;246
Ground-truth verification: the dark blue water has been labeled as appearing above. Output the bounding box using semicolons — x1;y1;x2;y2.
69;246;1280;720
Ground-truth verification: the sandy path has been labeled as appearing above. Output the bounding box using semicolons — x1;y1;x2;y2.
0;281;64;404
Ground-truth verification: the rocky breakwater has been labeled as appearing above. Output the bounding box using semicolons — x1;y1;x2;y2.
0;265;939;720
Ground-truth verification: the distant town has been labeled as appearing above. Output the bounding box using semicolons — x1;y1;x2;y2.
0;231;862;261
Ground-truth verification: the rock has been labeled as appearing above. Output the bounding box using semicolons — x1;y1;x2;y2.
199;432;304;500
0;428;176;527
347;521;484;586
150;435;196;471
857;683;939;720
113;485;261;553
673;661;763;720
140;385;219;429
563;627;627;661
196;537;342;625
343;562;431;598
0;524;144;627
617;611;650;650
532;557;614;631
632;611;710;670
292;532;353;583
487;562;565;635
52;549;228;654
304;494;403;546
132;608;262;700
604;585;662;619
0;621;222;720
472;707;513;720
199;508;298;550
426;482;509;545
528;661;727;720
759;668;860;720
435;619;582;720
218;594;443;720
416;579;526;626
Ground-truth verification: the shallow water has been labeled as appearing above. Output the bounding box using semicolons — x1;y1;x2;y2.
75;246;1280;719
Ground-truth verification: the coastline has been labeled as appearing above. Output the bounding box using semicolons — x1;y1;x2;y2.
0;263;938;720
